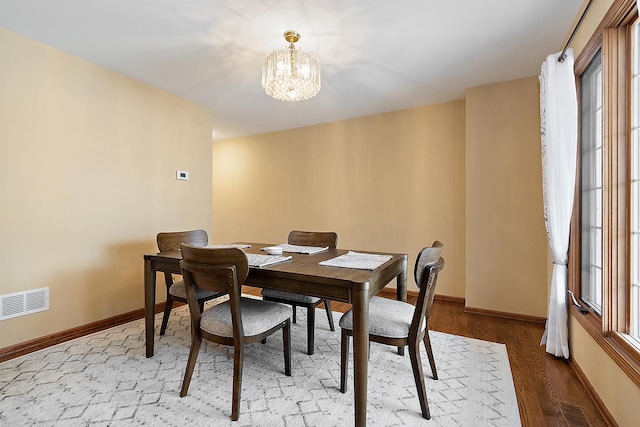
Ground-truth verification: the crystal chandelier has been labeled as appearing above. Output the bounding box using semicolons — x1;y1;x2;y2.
262;30;321;101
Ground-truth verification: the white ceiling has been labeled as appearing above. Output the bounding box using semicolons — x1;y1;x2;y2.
0;0;584;141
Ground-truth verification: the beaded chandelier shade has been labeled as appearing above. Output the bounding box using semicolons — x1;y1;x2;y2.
262;30;321;101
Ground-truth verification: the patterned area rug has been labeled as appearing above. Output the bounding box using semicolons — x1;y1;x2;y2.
0;304;520;426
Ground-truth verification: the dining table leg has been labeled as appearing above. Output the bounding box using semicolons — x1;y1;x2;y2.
144;259;155;358
352;284;370;427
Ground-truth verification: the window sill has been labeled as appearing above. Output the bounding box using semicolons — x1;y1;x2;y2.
571;305;640;388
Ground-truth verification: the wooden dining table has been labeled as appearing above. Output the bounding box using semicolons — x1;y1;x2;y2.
143;243;408;427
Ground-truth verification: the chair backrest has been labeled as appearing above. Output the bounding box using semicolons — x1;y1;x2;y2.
180;244;249;294
179;244;249;336
288;230;338;248
157;229;208;252
411;242;444;337
414;240;443;289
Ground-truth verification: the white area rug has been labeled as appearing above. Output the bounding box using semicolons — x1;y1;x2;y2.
0;304;520;426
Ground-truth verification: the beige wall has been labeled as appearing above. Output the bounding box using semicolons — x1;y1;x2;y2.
465;77;548;317
0;28;213;348
212;82;548;319
570;317;640;427
212;102;467;297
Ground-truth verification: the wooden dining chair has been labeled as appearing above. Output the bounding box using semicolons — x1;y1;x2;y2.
156;230;223;335
339;241;444;420
261;230;337;355
179;244;292;421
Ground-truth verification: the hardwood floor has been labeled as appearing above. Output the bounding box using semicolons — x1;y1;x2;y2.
425;299;610;427
245;287;612;427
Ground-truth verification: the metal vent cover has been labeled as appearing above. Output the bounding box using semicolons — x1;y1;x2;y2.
1;287;49;321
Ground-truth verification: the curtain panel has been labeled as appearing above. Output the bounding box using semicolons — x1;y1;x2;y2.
539;49;578;359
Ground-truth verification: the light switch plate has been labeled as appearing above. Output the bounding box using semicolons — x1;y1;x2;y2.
176;170;189;180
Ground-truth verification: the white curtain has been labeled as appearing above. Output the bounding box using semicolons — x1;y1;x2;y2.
539;49;578;359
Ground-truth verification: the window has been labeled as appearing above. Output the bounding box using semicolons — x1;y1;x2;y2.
570;0;640;387
580;53;603;315
631;19;640;341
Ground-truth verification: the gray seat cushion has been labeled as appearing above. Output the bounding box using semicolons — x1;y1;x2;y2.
169;280;220;300
339;296;420;339
261;289;321;304
200;297;292;338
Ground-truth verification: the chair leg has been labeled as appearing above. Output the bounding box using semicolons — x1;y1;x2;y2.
160;294;174;336
179;333;202;398
283;320;291;376
423;331;438;380
340;329;350;393
231;340;245;421
292;305;297;323
323;299;335;331
408;338;431;419
306;304;315;355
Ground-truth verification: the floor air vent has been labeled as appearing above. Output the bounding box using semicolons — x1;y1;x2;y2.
1;287;49;321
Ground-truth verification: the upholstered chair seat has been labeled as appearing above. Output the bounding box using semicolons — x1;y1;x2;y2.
200;298;292;338
169;280;216;300
339;297;421;339
261;289;321;304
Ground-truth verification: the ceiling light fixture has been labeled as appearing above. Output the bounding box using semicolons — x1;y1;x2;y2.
262;30;321;102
